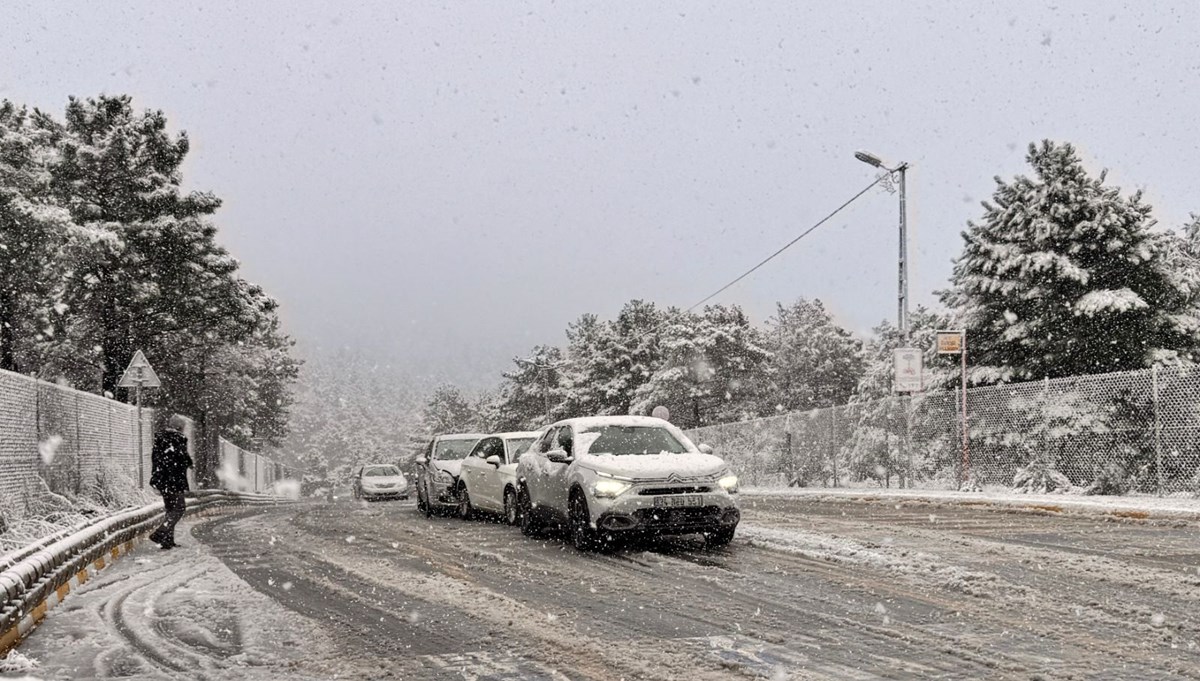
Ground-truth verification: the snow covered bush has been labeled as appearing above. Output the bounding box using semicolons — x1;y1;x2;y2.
1012;461;1074;494
1084;462;1129;496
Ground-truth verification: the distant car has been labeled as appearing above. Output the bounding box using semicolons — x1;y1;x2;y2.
457;430;541;523
516;415;740;550
351;464;409;501
414;433;486;517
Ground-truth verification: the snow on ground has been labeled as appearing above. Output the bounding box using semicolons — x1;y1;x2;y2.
744;486;1200;520
2;516;338;681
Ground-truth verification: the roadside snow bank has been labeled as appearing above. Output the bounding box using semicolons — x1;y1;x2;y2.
743;487;1200;521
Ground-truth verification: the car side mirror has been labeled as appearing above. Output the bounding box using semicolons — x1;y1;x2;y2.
698;444;714;455
485;455;501;467
546;450;573;464
415;456;428;465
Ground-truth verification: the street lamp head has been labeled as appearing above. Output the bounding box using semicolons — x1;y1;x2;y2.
854;150;885;168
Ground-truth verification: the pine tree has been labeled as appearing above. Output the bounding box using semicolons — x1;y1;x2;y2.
0;101;73;372
558;300;666;418
942;140;1185;382
764;298;864;412
489;345;563;430
49;95;227;394
420;384;478;435
632;305;770;428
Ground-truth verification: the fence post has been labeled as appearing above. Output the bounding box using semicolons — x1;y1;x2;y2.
829;408;839;488
75;393;83;495
1153;364;1163;497
905;394;914;489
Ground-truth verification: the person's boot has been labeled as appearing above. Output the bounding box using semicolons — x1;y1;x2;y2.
149;528;166;546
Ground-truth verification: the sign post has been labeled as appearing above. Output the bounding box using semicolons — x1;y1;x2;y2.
117;350;162;488
936;330;969;488
892;348;922;488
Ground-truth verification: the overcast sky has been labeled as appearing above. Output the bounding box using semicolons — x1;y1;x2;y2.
4;2;1199;386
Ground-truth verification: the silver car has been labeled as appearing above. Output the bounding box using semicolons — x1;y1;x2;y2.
515;415;740;550
414;433;485;517
351;464;409;501
457;430;540;524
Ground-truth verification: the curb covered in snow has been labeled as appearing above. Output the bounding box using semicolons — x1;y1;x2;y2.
742;487;1200;522
0;490;291;656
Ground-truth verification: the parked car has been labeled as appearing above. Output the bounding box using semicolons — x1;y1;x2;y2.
351;464;409;501
515;415;740;550
457;430;541;523
414;433;486;517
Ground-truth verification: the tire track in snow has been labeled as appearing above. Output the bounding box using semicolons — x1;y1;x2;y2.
100;563;221;678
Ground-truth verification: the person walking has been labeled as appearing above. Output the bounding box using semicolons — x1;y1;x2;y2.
149;414;193;549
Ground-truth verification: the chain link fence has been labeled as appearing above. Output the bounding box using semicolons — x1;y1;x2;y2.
0;369;155;524
686;365;1200;496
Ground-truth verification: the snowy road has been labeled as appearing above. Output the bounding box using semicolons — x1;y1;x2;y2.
9;496;1200;680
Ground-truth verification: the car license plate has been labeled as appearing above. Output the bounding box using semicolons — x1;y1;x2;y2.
653;495;702;508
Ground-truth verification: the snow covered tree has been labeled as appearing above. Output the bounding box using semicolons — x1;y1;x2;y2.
1155;214;1200;362
632;304;771;428
0;101;73;372
488;345;564;430
420;384;479;435
942;140;1187;383
763;298;864;412
47;95;230;395
558;300;666;418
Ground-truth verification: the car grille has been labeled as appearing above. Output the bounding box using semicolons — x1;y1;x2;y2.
634;506;722;530
638;486;711;495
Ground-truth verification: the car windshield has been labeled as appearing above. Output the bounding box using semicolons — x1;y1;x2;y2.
505;437;535;460
434;439;478;460
578;425;689;456
363;466;400;477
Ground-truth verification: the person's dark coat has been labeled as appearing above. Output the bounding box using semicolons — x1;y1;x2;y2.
150;429;192;494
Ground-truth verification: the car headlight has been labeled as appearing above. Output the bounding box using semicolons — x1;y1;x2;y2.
718;474;739;493
593;479;631;498
435;469;454;483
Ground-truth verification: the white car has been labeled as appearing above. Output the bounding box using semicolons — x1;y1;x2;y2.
351;464;409;501
414;433;485;517
515;415;740;550
457;431;540;523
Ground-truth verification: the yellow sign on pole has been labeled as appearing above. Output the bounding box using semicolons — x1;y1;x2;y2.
935;330;964;354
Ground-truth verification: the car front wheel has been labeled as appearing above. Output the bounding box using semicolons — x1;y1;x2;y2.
419;482;432;517
503;488;520;526
457;484;475;520
519;488;547;538
569;492;603;552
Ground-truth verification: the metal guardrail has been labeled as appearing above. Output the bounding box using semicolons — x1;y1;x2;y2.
0;489;289;654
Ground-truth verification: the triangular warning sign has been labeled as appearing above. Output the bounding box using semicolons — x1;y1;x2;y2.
117;350;161;388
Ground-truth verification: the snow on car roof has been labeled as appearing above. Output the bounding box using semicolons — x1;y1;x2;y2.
494;430;541;439
556;415;673;430
435;432;487;441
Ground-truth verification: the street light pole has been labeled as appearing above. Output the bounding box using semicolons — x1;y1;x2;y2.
857;151;913;489
855;151;910;344
897;162;909;344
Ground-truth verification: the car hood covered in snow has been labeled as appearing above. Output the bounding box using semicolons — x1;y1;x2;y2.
576;452;727;481
433;460;464;478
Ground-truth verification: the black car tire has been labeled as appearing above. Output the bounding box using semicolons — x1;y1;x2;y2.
518;487;547;538
419;483;432;518
706;525;737;548
503;488;520;526
569;492;603;552
458;484;475;521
